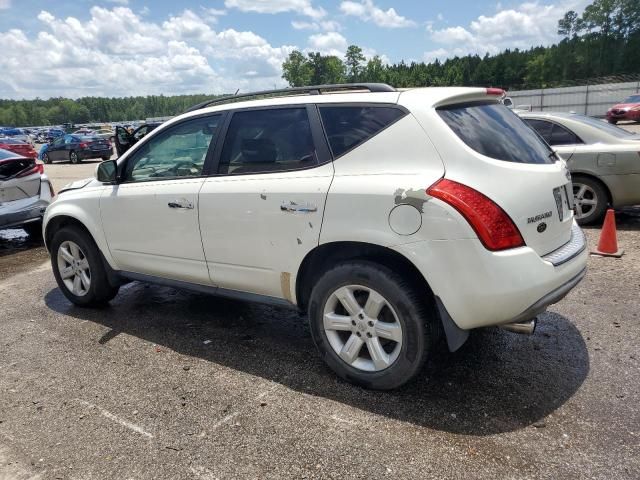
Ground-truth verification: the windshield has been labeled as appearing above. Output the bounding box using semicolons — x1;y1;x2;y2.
623;95;640;103
571;114;635;138
438;101;553;164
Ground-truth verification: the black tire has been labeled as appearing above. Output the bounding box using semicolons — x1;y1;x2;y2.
42;152;51;164
102;156;110;161
22;220;43;240
572;176;608;225
51;226;119;307
308;261;437;390
69;151;80;164
607;119;617;124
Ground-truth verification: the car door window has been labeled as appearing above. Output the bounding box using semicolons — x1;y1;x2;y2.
319;105;406;158
218;108;317;175
52;137;64;147
524;119;553;143
124;115;222;183
549;123;582;146
64;135;75;145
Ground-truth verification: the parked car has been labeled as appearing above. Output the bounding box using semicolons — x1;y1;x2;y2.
42;134;112;164
72;128;95;136
606;94;640;124
0;138;38;159
0;148;54;237
93;128;115;143
43;84;587;389
0;128;33;145
44;128;65;142
114;122;161;156
519;111;640;224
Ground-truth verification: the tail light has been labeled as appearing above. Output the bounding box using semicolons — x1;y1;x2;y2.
427;178;525;251
486;87;505;96
79;142;88;149
16;163;42;178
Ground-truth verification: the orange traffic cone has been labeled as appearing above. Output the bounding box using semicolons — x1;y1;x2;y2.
591;209;623;257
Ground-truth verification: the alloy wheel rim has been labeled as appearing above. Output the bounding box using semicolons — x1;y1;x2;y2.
573;183;598;220
70;152;78;163
57;240;91;296
323;285;403;372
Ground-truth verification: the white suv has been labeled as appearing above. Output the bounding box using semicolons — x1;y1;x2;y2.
43;84;587;389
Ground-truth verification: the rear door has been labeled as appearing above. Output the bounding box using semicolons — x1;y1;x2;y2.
198;105;333;300
435;101;574;256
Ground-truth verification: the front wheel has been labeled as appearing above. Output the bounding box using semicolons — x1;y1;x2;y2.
51;226;119;307
42;153;51;164
573;176;608;225
69;151;80;164
308;261;437;390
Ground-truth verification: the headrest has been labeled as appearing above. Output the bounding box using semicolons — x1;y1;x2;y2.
241;138;276;163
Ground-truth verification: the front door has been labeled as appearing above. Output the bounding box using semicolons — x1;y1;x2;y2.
198;106;333;300
100;114;223;284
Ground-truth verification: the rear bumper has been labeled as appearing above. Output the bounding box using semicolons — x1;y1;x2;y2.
392;222;588;330
79;148;112;159
0;200;48;229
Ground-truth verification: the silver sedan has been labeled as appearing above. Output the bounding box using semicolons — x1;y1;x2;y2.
519;111;640;224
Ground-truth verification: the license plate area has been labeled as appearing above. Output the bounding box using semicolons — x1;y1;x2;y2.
553;184;573;222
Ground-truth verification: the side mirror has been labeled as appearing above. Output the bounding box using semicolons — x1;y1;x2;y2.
96;159;117;183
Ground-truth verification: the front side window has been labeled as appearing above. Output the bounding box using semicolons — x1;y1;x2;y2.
124;115;222;182
218;108;317;175
319;106;406;158
438;102;553;164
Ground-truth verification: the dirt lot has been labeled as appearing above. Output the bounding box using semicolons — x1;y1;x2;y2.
1;126;639;479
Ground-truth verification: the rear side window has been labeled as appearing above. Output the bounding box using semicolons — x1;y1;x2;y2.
219;108;317;175
438;102;553;164
525;119;582;146
319;106;406;158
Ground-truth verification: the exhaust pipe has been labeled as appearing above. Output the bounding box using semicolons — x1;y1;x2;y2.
500;318;537;335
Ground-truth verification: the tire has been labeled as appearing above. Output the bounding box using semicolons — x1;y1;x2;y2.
102;156;110;161
42;152;51;164
308;261;437;390
69;151;80;164
51;226;119;307
572;176;608;225
607;119;617;124
22;220;43;240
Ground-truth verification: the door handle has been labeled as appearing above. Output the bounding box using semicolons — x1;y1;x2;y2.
168;199;194;209
280;201;317;213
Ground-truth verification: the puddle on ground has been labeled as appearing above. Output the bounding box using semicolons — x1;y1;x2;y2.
0;228;49;281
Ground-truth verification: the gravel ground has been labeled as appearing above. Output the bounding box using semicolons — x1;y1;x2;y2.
0;124;639;480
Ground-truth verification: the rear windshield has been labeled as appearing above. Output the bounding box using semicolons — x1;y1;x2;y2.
570;114;635;138
438;102;553;164
0;157;33;179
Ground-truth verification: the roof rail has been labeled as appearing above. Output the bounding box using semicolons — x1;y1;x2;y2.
184;83;396;113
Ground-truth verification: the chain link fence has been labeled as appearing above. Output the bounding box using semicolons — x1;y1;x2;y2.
506;74;640;117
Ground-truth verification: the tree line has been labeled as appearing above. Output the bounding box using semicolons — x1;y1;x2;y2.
0;94;218;128
1;0;638;128
282;0;640;88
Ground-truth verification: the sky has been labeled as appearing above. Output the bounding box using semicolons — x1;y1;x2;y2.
0;0;590;99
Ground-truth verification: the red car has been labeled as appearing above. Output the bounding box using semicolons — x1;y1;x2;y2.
606;94;640;124
0;138;38;159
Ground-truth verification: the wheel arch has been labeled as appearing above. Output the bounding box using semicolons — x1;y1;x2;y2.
295;241;433;310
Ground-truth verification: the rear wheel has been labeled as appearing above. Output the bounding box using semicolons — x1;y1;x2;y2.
573;176;608;225
51;226;119;307
69;151;80;164
308;261;436;390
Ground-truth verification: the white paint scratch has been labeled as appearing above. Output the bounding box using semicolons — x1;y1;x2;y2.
77;399;153;438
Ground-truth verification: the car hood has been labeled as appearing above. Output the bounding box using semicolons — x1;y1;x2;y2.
58;177;99;194
610;103;640;110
